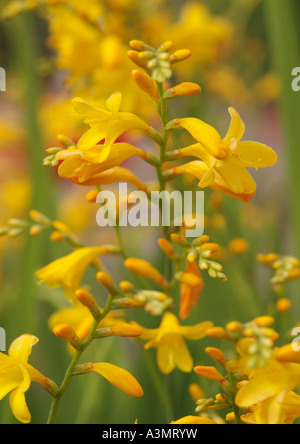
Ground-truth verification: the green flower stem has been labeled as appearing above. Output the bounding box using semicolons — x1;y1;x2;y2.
47;295;114;424
264;0;300;262
228;372;242;425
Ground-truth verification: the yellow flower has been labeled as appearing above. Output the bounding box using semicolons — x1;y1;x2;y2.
36;246;118;298
56;142;146;174
235;359;300;424
0;335;52;424
169;107;277;202
170;416;217;424
72;93;150;162
135;313;213;374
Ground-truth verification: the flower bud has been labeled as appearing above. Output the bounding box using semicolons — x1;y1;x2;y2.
53;324;82;350
188;383;206;403
95;323;142;338
131;70;160;101
206;327;229;340
124;258;168;289
96;272;118;295
50;231;64;242
164;82;201;99
75;289;101;320
194;366;226;384
170;49;192;63
276;298;291;312
158;238;178;261
119;281;134;293
205;347;227;366
86;189;99;203
274;344;300;363
129;40;148;51
127;50;148;68
111;297;146;309
254;316;275;327
228;238;249;255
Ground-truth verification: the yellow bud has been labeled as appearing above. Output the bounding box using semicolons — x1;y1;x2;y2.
96;272;118;295
119;281;134;293
274;344;300;363
226;321;242;333
288;269;300;281
53;324;82;349
243;328;255;337
110;324;142;337
170;49;192;63
112;297;146;309
170;233;187;247
188;383;206;403
198;243;219;253
228;238;249;255
167;82;201;98
132;70;160;100
127;50;148;68
29;210;50;224
264;328;279;341
194;366;226;384
75;289;101;320
75;289;96;309
215;393;227;403
226;412;235;423
86;189;99;203
159;41;174;52
129;40;147;51
256;253;279;265
255;316;275;327
124;258;167;289
52;220;72;233
205;347;227;365
50;231;64;242
53;324;77;341
29;225;42;236
158;238;177;260
276;298;291;312
206;327;228;339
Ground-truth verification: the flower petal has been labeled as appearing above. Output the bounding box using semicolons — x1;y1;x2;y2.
157;341;175;374
106;92;122;116
235;141;278;169
179;321;213;339
77;123;107;150
72;97;110;120
89;362;144;397
0;365;22;401
216;160;257;195
8;335;39;364
223;107;245;144
172;336;194;373
176;118;228;159
9;364;31;424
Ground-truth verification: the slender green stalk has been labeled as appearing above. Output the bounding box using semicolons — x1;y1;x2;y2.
264;0;300;262
5;12;57;333
47;295;114;424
